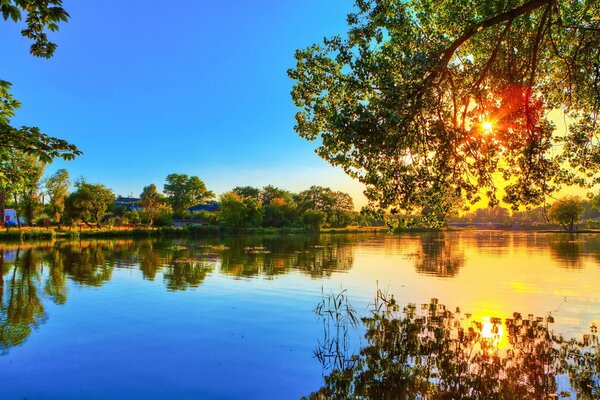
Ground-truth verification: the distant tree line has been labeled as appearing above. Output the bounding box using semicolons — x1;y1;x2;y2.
449;195;600;232
4;161;598;232
1;169;385;230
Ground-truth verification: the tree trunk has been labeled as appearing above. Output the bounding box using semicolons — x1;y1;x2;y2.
13;192;21;229
0;189;4;228
0;251;4;302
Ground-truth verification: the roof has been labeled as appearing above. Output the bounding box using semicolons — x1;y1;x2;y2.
188;203;220;212
115;197;140;203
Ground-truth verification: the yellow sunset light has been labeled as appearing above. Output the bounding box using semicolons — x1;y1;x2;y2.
481;316;504;344
482;121;493;134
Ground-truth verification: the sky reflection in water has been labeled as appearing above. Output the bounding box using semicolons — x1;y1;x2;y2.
0;232;599;399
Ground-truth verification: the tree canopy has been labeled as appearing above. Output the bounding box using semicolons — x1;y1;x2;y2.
163;174;214;216
548;195;585;231
1;1;79;226
65;181;115;227
289;0;600;224
44;169;70;225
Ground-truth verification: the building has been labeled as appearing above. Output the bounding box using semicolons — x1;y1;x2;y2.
187;201;220;213
4;208;26;226
114;196;142;212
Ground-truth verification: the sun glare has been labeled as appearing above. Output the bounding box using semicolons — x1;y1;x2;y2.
481;316;504;345
482;121;493;134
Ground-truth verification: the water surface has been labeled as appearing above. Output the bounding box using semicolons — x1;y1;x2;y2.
0;232;599;399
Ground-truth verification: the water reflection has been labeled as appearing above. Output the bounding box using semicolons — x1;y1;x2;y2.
413;233;465;277
1;232;599;357
0;236;357;352
308;293;600;399
0;249;47;351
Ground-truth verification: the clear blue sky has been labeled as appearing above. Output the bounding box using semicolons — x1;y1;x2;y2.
0;0;367;206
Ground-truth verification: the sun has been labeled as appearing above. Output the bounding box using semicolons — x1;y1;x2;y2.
482;121;493;134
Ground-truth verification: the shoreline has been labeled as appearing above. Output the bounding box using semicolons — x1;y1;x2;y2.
0;225;390;242
0;225;597;243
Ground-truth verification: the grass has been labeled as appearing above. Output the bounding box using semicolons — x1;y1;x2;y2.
0;225;309;242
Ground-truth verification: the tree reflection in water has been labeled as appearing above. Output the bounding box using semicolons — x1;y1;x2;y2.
414;233;465;277
307;292;599;400
0;249;47;352
0;237;357;352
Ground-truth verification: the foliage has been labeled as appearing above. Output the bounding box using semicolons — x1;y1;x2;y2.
548;195;585;231
232;186;261;200
303;209;327;230
219;192;264;230
44;168;70;225
0;85;80;166
289;0;600;226
139;184;171;226
0;0;69;58
1;3;79;226
297;186;355;228
591;192;600;214
510;206;548;226
64;181;115;227
260;185;292;205
263;196;299;227
163;174;213;217
0;150;45;225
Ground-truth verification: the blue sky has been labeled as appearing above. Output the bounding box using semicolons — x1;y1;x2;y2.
0;0;367;206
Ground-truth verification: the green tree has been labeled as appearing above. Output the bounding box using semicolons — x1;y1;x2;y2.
260;185;291;205
548;196;585;232
219;192;264;230
302;209;327;230
297;186;355;227
44;169;70;225
232;186;261;200
591;193;600;214
0;150;45;226
163;174;213;217
1;2;80;226
289;0;600;225
263;196;299;227
328;191;354;227
218;192;246;230
140;184;171;226
65;181;115;227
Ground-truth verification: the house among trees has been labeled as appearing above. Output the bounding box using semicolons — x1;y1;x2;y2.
4;208;26;226
187;201;220;213
114;196;141;212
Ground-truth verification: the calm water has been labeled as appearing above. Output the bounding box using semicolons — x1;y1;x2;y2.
0;232;599;399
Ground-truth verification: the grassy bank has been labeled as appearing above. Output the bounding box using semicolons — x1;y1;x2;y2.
1;225;596;242
0;225;392;242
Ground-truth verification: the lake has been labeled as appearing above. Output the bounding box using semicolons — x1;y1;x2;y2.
0;231;599;399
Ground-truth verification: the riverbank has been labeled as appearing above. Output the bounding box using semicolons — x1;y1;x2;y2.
2;224;595;242
0;225;390;241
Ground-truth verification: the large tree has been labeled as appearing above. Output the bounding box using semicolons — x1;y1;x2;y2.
65;181;115;227
163;174;214;217
289;0;600;225
140;184;171;226
219;192;264;230
1;1;80;226
548;195;585;231
0;150;45;226
44;169;71;225
297;186;355;227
